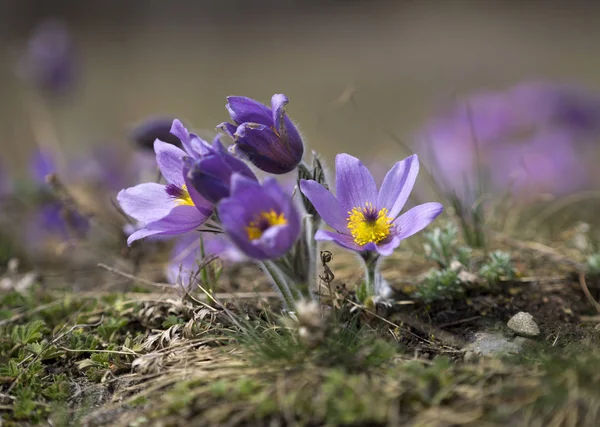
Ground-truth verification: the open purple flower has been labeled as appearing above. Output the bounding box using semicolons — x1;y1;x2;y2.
300;153;443;256
117;120;213;245
219;94;304;174
218;175;301;260
185;135;257;204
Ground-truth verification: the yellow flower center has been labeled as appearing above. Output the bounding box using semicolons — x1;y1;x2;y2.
347;202;393;246
176;185;195;206
245;210;288;241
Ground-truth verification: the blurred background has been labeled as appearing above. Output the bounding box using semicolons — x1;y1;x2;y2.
2;0;600;275
2;0;600;171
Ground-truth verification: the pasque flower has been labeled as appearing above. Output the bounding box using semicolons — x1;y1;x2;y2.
118;120;213;245
219;94;304;174
185;135;257;204
218;174;301;260
300;153;443;256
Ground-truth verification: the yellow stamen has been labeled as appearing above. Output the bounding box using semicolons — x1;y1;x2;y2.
245;210;288;240
176;185;195;206
347;202;393;245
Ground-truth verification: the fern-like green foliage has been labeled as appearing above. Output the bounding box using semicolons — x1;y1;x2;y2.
478;250;515;284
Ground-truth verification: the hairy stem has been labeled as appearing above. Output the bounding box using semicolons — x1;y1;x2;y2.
260;260;298;310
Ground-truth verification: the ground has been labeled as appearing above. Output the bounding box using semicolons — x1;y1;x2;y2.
1;221;600;426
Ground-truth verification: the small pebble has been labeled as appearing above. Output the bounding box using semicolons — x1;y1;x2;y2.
507;312;540;338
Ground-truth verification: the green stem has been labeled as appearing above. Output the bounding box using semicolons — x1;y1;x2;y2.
260;260;297;310
361;251;380;300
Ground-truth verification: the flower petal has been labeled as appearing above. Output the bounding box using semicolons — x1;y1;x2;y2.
377;154;420;219
154;139;187;186
170;119;191;149
226;96;272;126
335;153;378;212
234;123;301;174
182;161;214;216
314;229;363;252
299;179;346;232
375;236;401;256
117;182;174;224
271;94;289;135
126;205;206;245
217;122;237;139
393;202;444;241
218;198;267;259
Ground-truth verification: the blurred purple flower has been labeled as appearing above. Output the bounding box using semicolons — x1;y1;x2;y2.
30;147;56;184
68;146;152;192
219;94;304;174
186;135;257;204
18;19;76;94
218;175;301;260
489;131;588;198
130;116;183;150
300;153;443;256
166;232;246;287
118;120;214;245
417;81;600;199
24;202;90;253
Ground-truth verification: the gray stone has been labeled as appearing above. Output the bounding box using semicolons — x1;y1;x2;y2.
464;331;527;358
507;312;540;338
595;323;600;331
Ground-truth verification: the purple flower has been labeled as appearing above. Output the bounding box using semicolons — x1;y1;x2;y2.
489;130;588;198
24;202;90;253
219;94;304;174
18;19;76;94
166;232;246;287
130;116;183;150
417;81;600;201
117;120;214;245
218;175;301;260
30;148;56;184
300;153;443;256
185;135;257;204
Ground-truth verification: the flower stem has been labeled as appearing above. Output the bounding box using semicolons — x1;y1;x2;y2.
260;260;298;310
359;251;380;302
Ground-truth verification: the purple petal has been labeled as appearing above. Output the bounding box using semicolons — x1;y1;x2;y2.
226;96;272;126
335;153;378;212
299;179;346;232
218;198;267;259
127;205;208;245
234;123;300;174
271;94;289;135
217;122;238;139
314;229;363;252
377;154;420;219
394;202;444;241
154;140;187;186
230;173;262;197
117;182;175;224
170;119;190;149
374;236;401;256
30;148;56;184
213;139;257;180
187;134;213;157
182;163;214;216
